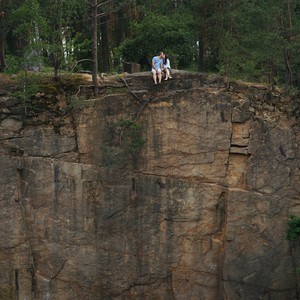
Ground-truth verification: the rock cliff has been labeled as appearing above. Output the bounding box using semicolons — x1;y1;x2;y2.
0;71;299;299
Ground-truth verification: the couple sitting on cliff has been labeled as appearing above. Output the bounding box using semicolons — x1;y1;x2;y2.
151;52;172;84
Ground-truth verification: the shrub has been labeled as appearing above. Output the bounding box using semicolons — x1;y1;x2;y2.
101;118;145;167
286;215;300;241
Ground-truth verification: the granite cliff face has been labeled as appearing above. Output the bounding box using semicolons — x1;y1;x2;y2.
0;72;299;300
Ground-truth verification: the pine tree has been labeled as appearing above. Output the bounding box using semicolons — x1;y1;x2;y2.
0;1;5;71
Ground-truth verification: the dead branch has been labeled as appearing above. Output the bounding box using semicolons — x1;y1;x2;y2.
71;59;94;72
119;77;144;104
119;77;154;120
97;0;114;8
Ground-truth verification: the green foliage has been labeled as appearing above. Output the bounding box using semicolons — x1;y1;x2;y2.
218;0;300;86
1;0;299;88
286;215;300;241
11;0;47;39
67;35;93;71
101;145;122;167
39;1;68;74
11;71;39;117
10;0;48;51
101;118;145;167
7;0;46;74
218;32;244;80
118;12;196;69
12;72;39;99
115;118;145;154
4;55;23;74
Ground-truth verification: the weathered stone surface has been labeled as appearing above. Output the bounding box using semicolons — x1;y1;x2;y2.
0;117;23;131
247;119;297;194
0;72;299;299
0;96;21;108
231;98;253;122
231;122;250;146
2;126;77;159
223;189;299;300
121;70;210;92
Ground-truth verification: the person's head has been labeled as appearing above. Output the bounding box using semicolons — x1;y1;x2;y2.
163;54;168;63
158;51;164;58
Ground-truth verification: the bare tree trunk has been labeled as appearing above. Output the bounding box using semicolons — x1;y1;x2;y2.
285;0;293;85
198;33;205;72
92;0;99;95
285;50;293;85
52;1;64;80
287;0;293;31
0;7;6;72
100;12;110;72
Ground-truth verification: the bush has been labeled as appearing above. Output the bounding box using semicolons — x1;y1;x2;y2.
101;118;145;167
286;215;300;241
4;55;23;74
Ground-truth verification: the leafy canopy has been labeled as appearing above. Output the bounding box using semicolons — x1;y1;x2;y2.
118;12;196;69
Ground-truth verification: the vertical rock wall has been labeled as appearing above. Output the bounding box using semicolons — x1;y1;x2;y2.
0;73;299;299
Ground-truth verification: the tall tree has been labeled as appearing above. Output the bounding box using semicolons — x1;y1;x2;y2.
0;1;5;71
9;0;47;70
100;9;110;72
189;0;226;72
119;11;195;69
0;0;298;89
217;0;300;85
281;0;300;86
88;0;113;94
38;0;86;77
91;0;99;94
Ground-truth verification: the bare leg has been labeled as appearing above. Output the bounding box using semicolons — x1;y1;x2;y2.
165;69;169;80
158;72;162;83
152;71;157;84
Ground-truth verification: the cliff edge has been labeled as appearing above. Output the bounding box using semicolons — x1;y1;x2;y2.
0;71;299;299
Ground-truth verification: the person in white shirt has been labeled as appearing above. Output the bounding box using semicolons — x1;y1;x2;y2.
162;54;172;80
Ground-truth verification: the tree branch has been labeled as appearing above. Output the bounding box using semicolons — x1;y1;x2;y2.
71;59;95;72
119;77;154;120
120;77;143;104
97;0;113;8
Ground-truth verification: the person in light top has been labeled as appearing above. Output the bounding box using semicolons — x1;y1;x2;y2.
151;51;164;84
162;54;172;80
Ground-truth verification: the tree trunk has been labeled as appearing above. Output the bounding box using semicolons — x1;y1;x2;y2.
100;12;110;72
92;0;99;95
285;50;293;86
285;0;293;85
0;8;6;71
116;8;125;46
198;33;205;72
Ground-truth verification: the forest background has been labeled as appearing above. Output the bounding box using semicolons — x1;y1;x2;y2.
0;0;299;88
